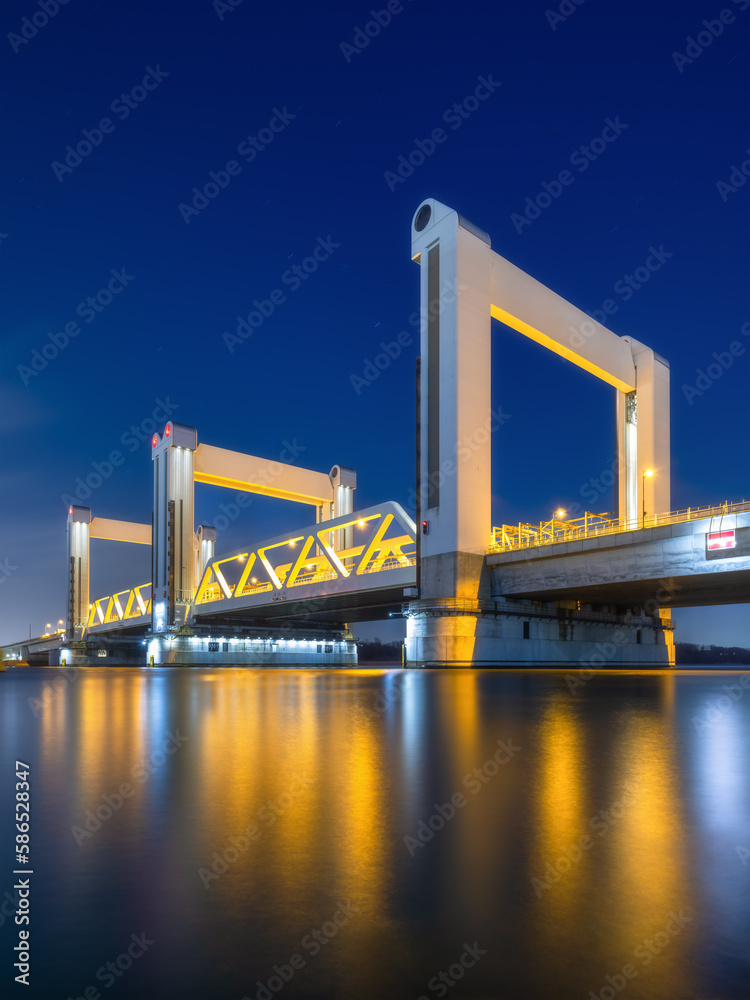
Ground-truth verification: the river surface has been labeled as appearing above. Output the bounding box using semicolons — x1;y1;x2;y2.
1;665;748;1000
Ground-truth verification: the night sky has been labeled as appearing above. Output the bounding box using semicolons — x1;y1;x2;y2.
1;0;748;646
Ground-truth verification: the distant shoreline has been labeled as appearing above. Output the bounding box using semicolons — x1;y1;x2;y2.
357;639;750;666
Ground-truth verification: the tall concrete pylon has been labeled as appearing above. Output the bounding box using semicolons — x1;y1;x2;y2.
66;505;92;640
151;422;197;630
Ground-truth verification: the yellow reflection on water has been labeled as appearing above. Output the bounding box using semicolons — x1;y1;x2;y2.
601;705;694;997
529;698;587;944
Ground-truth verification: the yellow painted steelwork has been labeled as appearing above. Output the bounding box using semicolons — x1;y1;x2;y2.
490;497;750;553
195;506;416;606
87;583;152;627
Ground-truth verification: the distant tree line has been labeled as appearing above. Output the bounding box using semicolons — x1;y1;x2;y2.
355;639;750;665
674;643;750;665
356;640;402;662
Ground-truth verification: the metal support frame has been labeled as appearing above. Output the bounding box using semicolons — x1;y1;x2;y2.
410;198;671;604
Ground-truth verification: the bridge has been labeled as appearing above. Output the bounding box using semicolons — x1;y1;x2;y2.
3;200;747;668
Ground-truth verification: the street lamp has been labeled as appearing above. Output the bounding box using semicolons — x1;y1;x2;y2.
642;469;654;528
555;508;566;519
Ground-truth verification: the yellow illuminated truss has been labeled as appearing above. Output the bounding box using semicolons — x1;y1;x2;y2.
88;582;152;627
195;502;416;606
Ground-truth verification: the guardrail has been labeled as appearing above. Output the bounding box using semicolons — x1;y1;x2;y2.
490;498;750;554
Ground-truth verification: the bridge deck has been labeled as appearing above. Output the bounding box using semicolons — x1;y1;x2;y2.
487;512;750;607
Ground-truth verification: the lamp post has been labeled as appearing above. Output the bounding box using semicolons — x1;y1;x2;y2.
553;508;567;541
642;469;654;528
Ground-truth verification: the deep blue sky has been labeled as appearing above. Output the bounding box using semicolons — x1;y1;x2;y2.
1;0;748;645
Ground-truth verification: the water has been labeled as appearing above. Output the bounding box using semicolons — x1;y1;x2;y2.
1;665;748;1000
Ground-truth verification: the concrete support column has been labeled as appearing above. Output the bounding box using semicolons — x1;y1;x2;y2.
659;609;675;667
617;340;671;525
66;505;91;640
196;524;216;582
329;465;356;554
151;422;197;630
616;390;638;526
633;344;671;520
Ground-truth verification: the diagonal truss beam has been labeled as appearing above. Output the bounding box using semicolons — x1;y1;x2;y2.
194;502;416;608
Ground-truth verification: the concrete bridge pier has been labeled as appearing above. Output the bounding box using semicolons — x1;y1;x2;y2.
404;600;673;668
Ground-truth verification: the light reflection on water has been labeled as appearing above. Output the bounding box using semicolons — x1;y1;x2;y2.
1;666;748;1000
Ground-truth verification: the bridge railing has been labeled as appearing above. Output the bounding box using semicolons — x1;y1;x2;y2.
88;582;152;628
490;498;750;554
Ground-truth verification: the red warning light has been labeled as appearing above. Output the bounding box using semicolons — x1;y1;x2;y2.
152;434;158;448
422;520;429;535
165;423;171;437
68;506;73;515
